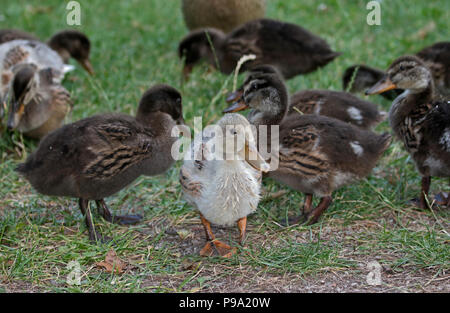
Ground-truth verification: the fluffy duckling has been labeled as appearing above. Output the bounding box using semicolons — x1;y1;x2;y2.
0;29;94;75
180;113;269;257
343;41;450;98
366;55;450;209
227;64;386;130
178;18;340;80
16;85;184;242
182;0;266;33
224;73;391;225
6;63;71;139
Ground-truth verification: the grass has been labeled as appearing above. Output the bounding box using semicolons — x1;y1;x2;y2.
0;0;449;292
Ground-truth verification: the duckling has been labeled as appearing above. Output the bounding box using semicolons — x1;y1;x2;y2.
180;113;269;257
0;29;94;75
224;73;391;225
6;63;72;139
343;41;450;98
178;18;340;80
227;64;386;130
182;0;266;33
16;85;184;242
342;64;402;100
366;55;450;209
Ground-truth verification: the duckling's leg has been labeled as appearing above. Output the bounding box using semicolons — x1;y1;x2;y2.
96;200;142;225
237;217;247;245
285;194;313;225
199;214;234;258
78;198;103;242
304;196;333;225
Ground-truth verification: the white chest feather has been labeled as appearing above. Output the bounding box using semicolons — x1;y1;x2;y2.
191;161;261;226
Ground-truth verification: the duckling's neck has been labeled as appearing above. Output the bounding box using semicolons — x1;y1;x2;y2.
398;79;435;109
247;93;288;127
137;112;177;138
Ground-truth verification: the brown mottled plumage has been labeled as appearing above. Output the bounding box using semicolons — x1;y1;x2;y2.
227;64;385;129
182;0;266;33
179;18;340;80
16;85;184;242
7;63;71;139
366;55;450;209
224;73;391;224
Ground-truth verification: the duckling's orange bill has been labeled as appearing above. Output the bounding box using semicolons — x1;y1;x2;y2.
365;77;397;95
225;90;244;103
223;98;248;113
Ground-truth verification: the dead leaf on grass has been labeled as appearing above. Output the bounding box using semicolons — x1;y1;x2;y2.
96;249;128;274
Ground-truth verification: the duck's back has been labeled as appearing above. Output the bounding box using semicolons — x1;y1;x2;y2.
16;114;157;199
289;90;385;129
226;19;339;78
279;114;391;178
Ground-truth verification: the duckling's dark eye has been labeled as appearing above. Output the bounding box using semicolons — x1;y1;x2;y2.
399;65;405;71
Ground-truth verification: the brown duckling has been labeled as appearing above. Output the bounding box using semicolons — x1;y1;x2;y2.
7;63;72;139
182;0;266;33
343;41;450;98
224;73;391;225
366;55;450;209
342;64;402;100
0;29;94;75
227;64;386;130
16;85;184;242
178;18;340;80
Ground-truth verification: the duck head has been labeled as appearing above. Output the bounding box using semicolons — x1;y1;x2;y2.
136;84;184;126
223;72;288;125
178;28;225;80
366;56;433;95
215;113;269;172
48;30;94;75
7;64;37;131
226;64;281;103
